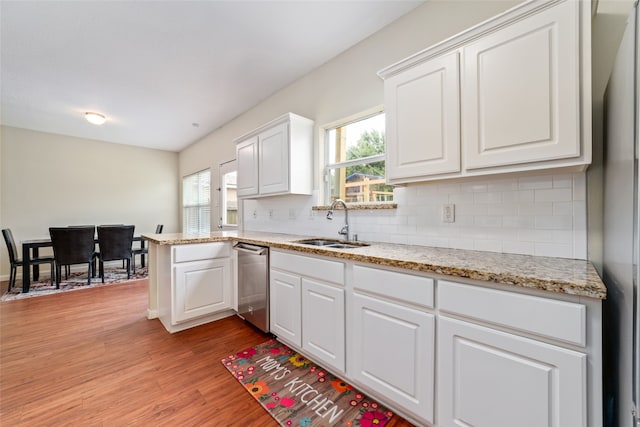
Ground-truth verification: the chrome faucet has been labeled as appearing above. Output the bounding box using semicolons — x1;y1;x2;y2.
326;199;349;241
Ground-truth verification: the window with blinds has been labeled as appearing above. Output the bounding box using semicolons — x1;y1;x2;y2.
183;169;211;234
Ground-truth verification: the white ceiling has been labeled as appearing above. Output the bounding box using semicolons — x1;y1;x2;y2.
0;1;423;152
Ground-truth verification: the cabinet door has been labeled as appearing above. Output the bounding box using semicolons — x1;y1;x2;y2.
437;316;586;427
351;292;435;424
259;122;289;195
236;136;259;197
173;258;232;323
463;0;580;169
302;278;345;372
385;51;460;182
270;269;301;347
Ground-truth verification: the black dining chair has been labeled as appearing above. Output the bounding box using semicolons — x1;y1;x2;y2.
132;224;162;273
2;228;55;290
49;226;97;287
97;225;135;282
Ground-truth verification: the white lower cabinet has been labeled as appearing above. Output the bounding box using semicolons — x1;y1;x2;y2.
157;242;234;333
351;292;435;424
349;265;436;425
437;316;586;427
302;278;345;371
270;269;302;347
173;258;232;323
267;253;601;427
270;250;345;373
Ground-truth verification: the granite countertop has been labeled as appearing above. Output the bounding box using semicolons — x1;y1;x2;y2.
142;231;606;300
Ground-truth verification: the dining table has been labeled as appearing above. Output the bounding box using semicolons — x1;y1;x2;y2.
20;236;145;293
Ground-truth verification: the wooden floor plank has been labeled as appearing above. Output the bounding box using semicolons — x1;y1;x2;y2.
1;280;415;426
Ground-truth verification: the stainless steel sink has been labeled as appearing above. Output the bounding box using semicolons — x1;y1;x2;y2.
293;239;370;249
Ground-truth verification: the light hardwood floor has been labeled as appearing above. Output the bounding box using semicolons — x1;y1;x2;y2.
0;280;414;426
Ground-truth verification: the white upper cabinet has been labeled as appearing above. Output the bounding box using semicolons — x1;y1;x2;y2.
378;0;591;184
385;52;461;181
236;136;259;197
234;113;313;198
463;0;581;169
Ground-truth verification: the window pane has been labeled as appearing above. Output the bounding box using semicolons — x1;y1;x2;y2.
182;169;211;233
222;171;237;226
325;111;392;203
328;166;394;203
328;114;386;164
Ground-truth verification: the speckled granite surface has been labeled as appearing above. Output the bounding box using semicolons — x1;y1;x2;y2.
143;231;606;300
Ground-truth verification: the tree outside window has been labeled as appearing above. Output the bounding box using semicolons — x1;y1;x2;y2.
325;112;393;204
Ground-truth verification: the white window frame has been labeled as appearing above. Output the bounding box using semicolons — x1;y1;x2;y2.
182;168;211;234
322;106;388;205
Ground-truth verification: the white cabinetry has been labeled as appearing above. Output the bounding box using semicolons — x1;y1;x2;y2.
266;251;602;427
437;280;598;427
158;242;234;333
379;0;591;184
270;250;345;372
438;317;586;427
235;113;313;198
236;136;258;196
385;52;460;179
349;265;435;425
270;269;302;346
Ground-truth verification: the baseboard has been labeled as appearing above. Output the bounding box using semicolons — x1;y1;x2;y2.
147;309;158;319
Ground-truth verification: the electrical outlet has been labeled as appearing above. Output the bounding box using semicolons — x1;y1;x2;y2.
442;204;455;223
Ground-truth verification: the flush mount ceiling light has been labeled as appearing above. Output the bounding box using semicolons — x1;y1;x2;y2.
84;112;106;125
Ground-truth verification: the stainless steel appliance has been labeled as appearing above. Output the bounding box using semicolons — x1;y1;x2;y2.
233;242;269;332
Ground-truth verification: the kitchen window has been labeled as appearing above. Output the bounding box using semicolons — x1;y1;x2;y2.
218;160;237;229
183;168;211;233
324;109;393;204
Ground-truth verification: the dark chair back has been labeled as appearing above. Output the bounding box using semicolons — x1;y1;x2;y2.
2;229;19;264
155;224;163;234
97;225;135;262
49;226;96;265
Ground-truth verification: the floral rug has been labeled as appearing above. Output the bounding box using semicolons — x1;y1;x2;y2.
221;339;394;427
1;266;148;302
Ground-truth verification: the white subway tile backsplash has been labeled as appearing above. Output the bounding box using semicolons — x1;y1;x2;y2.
519;202;553;216
535;215;573;230
462;182;488;193
474;191;502;204
518;175;553;190
534;188;573;202
534;243;572;258
243;172;587;260
553;174;573;188
474;216;503;227
553;202;574;216
573;173;586;201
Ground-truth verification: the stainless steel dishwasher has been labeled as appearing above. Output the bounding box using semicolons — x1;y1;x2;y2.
233;242;269;332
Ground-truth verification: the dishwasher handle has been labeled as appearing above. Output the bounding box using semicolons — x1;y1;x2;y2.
233;242;268;256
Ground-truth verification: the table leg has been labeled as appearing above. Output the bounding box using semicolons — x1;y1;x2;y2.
32;247;40;281
22;244;31;293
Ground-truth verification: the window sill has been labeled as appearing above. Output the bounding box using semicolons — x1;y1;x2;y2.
312;202;397;211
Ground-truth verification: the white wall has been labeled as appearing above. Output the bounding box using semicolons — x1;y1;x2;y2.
0;125;179;278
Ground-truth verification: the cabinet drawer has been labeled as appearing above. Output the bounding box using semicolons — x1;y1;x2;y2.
271;250;344;285
353;265;434;309
438;280;586;346
173;242;231;263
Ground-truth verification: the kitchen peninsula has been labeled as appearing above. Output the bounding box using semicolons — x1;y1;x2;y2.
143;231;605;427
